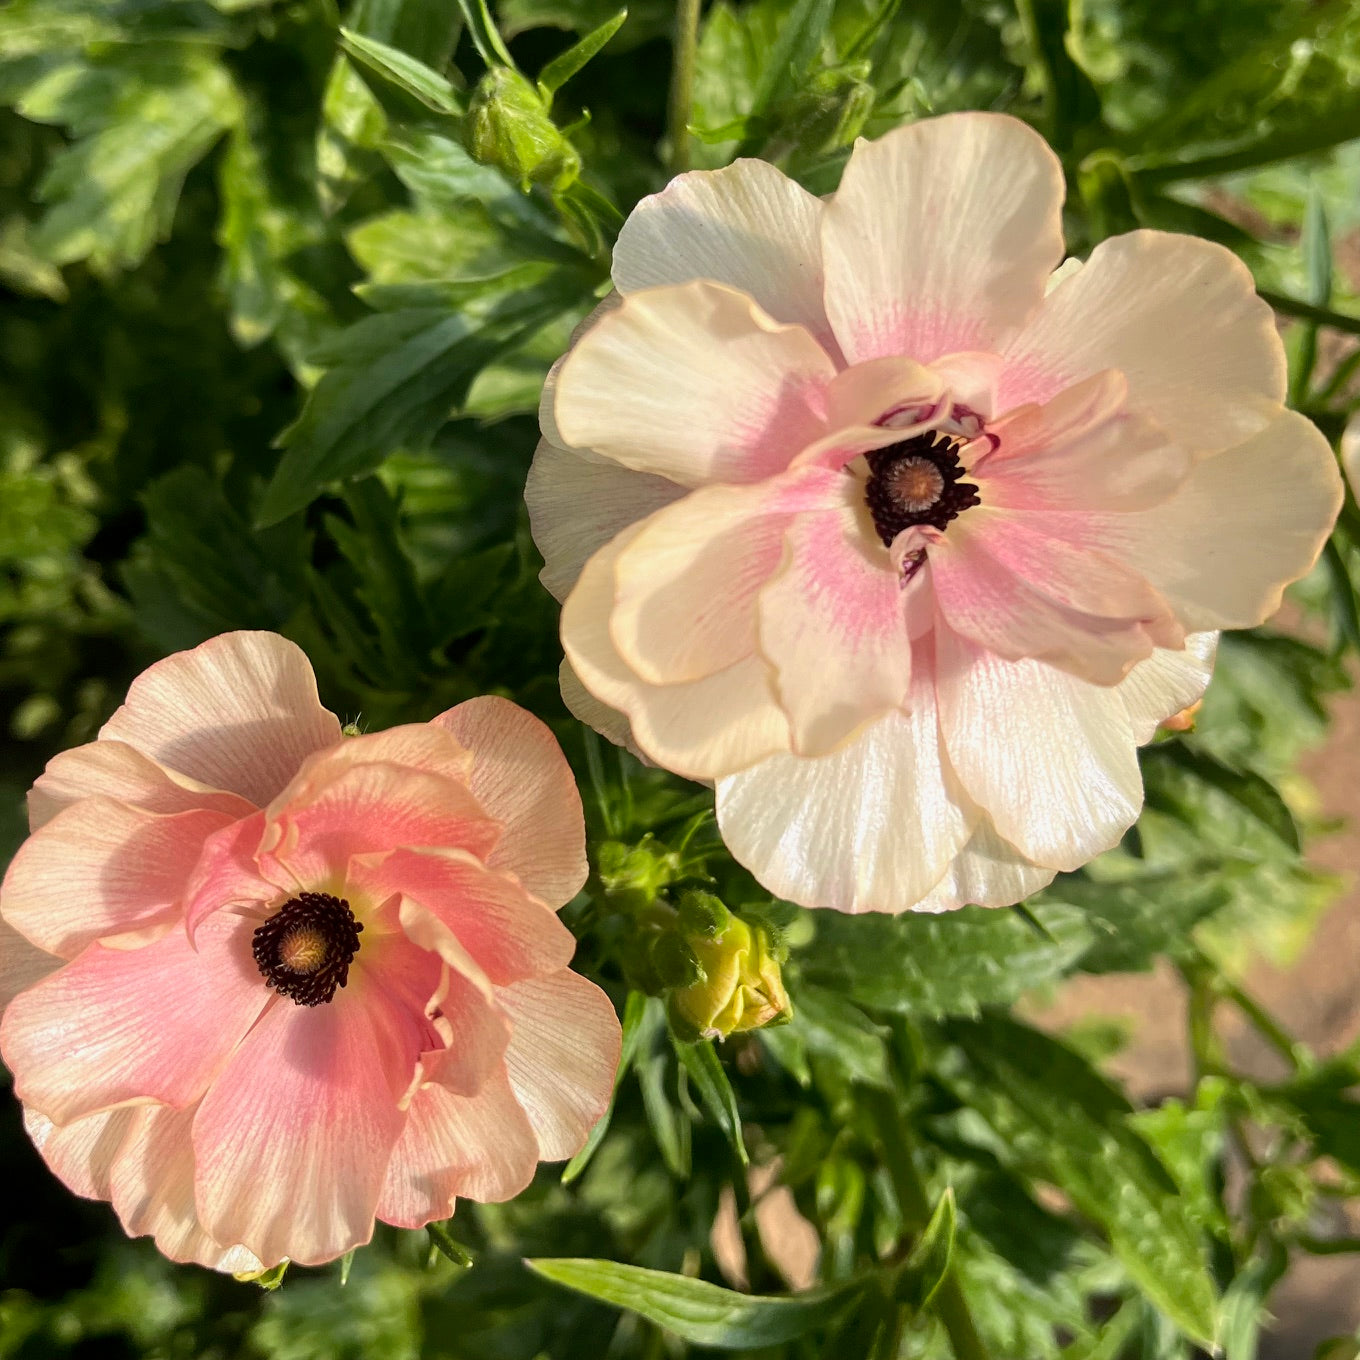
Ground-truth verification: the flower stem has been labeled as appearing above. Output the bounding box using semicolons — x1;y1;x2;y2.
667;0;701;175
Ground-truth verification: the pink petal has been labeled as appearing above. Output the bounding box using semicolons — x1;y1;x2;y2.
99;632;342;807
348;847;576;984
499;971;620;1161
821;112;1065;365
998;231;1285;454
526;437;684;603
28;741;254;832
430;695;589;909
562;523;790;781
756;497;915;756
934;623;1142;870
553;281;835;486
0;917;61;1013
377;1067;538;1226
182;811;281;939
415;963;512;1096
1118;633;1218;744
0;913;268;1124
715;651;977;913
2;797;241;958
611;159;837;355
24;1105;134;1199
192;968;423;1268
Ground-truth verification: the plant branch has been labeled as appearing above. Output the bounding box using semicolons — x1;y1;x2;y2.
667;0;701;174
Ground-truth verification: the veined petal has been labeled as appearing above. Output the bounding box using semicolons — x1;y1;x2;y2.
553;281;835;486
182;812;281;940
25;1106;135;1200
910;818;1058;913
2;798;241;958
1;913;267;1124
559;658;634;750
430;696;589;909
998;231;1286;453
822;112;1065;365
0;918;61;1013
99;632;342;807
612;159;835;355
1118;632;1219;744
934;623;1143;870
715;652;977;913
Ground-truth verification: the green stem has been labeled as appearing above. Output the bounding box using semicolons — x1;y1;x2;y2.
1219;975;1311;1073
667;0;701;174
1261;290;1360;338
863;1090;990;1360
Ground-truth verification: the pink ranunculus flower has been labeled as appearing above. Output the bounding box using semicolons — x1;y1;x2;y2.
527;112;1343;914
0;632;620;1270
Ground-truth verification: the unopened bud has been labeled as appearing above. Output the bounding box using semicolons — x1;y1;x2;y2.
1158;699;1202;734
466;67;580;191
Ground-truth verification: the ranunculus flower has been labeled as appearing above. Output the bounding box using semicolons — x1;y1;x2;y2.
528;112;1342;914
0;632;619;1270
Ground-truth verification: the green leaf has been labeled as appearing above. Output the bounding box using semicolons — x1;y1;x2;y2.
562;990;646;1184
944;1014;1219;1346
457;0;517;69
525;1259;862;1347
672;1037;748;1167
895;1188;956;1312
787;984;890;1088
426;1220;475;1266
340;29;465;117
537;8;627;100
799;902;1093;1017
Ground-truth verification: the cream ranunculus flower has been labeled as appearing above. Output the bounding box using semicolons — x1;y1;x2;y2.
527;112;1342;915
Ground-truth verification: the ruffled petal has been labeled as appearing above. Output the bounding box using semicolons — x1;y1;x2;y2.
498;971;620;1161
1118;633;1219;744
612;159;835;353
934;623;1142;871
822;112;1065;365
1074;409;1343;631
562;523;790;780
756;495;915;755
182;812;281;940
715;652;977;913
553;281;835;486
430;695;588;908
998;231;1286;453
0;913;267;1124
24;1105;134;1200
910;818;1058;913
559;659;633;749
2;798;241;958
28;741;254;832
99;632;342;807
526;437;684;602
0;918;61;1012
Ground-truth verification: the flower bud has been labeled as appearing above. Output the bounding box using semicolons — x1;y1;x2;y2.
465;67;580;191
666;892;792;1041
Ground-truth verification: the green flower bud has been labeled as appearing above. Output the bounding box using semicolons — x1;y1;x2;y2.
465;67;581;191
666;892;792;1041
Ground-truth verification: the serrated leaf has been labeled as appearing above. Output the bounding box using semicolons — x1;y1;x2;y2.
340;29;465;117
944;1014;1218;1346
525;1259;862;1347
787;983;890;1088
536;8;627;100
672;1037;748;1167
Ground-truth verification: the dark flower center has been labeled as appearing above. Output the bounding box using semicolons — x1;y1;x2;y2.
863;431;980;547
252;892;363;1007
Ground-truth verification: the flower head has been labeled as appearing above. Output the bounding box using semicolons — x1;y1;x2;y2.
0;632;620;1269
528;112;1342;914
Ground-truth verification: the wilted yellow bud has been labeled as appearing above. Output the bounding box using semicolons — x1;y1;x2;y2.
465;67;580;191
666;893;791;1041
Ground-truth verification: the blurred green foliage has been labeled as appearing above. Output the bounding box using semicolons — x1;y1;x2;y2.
4;0;1360;1357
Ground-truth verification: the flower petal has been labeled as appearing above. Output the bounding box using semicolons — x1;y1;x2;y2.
429;696;588;908
28;741;254;832
25;1105;135;1200
612;159;835;352
715;652;977;913
0;918;61;1013
562;524;790;780
934;623;1142;870
2;798;241;958
1076;409;1343;631
998;231;1286;453
498;970;620;1161
822;112;1065;365
182;812;281;940
0;913;267;1124
526;437;684;603
553;281;835;486
559;659;633;749
1118;632;1219;744
910;818;1058;913
99;632;342;807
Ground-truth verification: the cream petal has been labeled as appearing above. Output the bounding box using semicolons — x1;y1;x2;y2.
756;497;915;756
934;623;1142;871
99;632;342;807
998;231;1286;453
430;695;589;908
553;281;835;486
526;437;684;603
562;523;790;780
612;158;836;354
715;655;977;913
2;798;242;958
24;1105;135;1200
559;659;633;750
1075;409;1343;632
0;918;61;1012
822;112;1065;366
910;818;1058;913
1118;632;1219;744
498;971;620;1161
